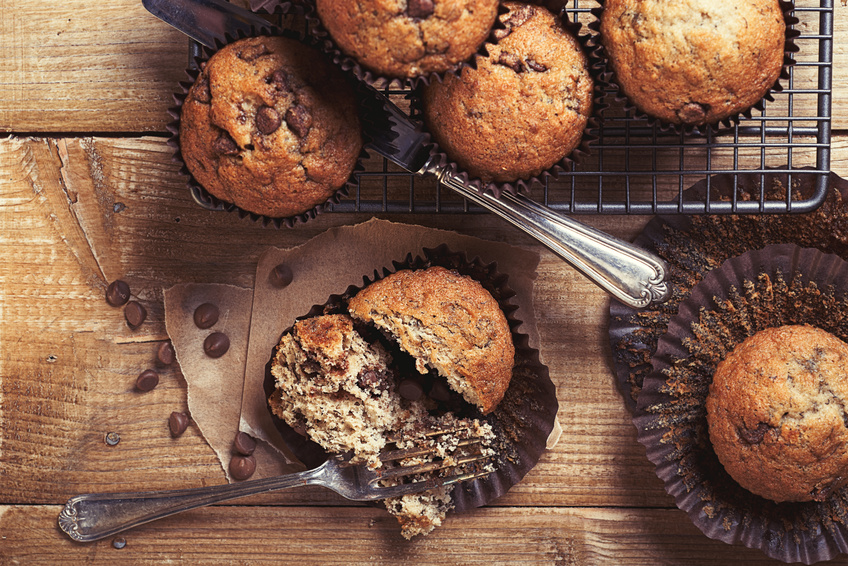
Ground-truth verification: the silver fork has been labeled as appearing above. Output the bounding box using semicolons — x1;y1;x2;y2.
58;437;492;542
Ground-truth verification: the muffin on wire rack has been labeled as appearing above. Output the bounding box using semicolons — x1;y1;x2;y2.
174;32;364;226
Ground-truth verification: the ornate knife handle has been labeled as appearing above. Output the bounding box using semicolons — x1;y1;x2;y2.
424;159;670;308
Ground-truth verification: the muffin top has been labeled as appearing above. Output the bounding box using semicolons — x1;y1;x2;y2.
180;36;362;218
420;2;594;184
600;0;785;126
347;266;514;414
706;324;848;502
315;0;499;79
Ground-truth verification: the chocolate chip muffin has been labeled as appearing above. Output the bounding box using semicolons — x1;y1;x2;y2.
269;313;496;538
420;2;594;184
315;0;499;79
599;0;786;126
180;36;362;218
706;325;848;503
347;266;514;414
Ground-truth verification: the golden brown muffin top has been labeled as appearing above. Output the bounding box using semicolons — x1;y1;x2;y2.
600;0;785;126
348;266;514;414
316;0;499;79
421;2;593;183
706;324;848;502
180;36;362;218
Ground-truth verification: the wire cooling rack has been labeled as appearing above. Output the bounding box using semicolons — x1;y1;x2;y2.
196;0;833;215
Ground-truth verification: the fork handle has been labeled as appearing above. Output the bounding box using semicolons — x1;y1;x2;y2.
425;160;670;308
58;465;326;542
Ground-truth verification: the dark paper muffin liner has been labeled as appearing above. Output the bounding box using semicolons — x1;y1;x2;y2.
281;0;507;91
587;0;800;135
166;6;369;229
608;169;848;412
406;2;604;198
634;243;848;563
263;244;558;514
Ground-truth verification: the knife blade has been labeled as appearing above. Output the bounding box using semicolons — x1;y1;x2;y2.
142;0;271;49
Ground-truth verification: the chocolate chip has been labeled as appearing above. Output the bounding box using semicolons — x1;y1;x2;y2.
157;341;175;366
527;60;548;73
677;102;709;124
738;422;771;445
268;69;289;92
213;132;239;155
193;75;211;103
428;379;452;402
256;105;282;135
203;332;230;358
237;43;270;62
234;431;257;456
125;301;147;329
193;303;219;329
407;0;435;19
285;105;312;138
269;263;293;288
229;454;256;480
106;280;131;307
169;411;189;437
497;52;525;73
398;378;424;401
136;369;159;392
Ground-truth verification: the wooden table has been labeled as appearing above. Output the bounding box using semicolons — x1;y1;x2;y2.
1;1;847;563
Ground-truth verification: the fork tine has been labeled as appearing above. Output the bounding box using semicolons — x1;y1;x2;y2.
370;467;494;500
379;435;485;463
377;451;492;482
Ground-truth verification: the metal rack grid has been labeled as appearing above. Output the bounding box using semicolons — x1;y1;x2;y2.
336;0;834;215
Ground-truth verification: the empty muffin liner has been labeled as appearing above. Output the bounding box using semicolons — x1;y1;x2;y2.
587;0;800;135
166;5;371;228
263;244;558;514
608;169;848;412
406;2;605;198
634;243;848;563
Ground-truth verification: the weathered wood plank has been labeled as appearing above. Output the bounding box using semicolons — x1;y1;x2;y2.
0;505;822;565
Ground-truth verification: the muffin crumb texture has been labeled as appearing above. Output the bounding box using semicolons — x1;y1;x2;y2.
706;324;848;502
421;2;593;183
600;0;786;126
316;0;499;78
180;36;362;218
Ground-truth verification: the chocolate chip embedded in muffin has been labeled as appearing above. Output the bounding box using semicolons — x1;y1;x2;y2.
315;0;499;79
600;0;786;126
180;36;362;218
421;2;594;184
706;325;848;503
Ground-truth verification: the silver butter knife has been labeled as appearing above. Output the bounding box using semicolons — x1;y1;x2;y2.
144;0;670;308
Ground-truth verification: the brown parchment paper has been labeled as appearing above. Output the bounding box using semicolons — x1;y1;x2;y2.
166;218;552;482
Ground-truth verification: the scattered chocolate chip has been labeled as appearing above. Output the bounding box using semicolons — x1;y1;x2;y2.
256;105;282;135
234;431;257;456
213;132;239;155
428;379;452;403
407;0;435;18
285;105;312;138
193;303;219;329
268;69;289;92
203;332;230;358
738;422;771;445
112;537;127;550
527;60;548;72
269;263;293;288
105;431;121;446
106;280;131;307
169;411;189;437
157;341;175;366
193;75;211;103
125;301;147;329
136;369;160;392
497;52;525;73
398;378;424;401
677;102;709;124
237;43;270;62
229;454;257;480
